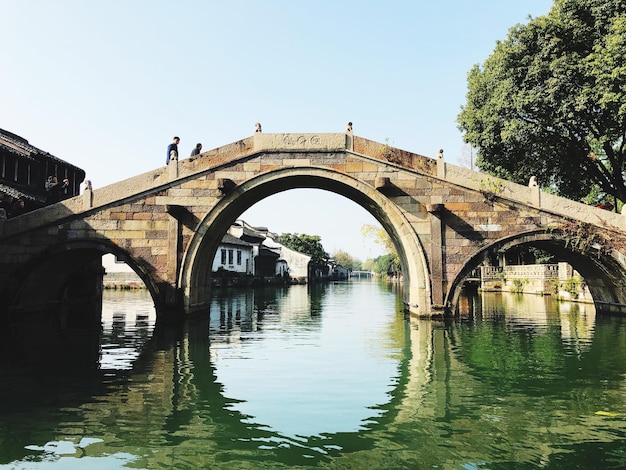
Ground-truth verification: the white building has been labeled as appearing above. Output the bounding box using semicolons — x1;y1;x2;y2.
211;220;313;283
212;233;255;274
102;253;143;288
262;237;311;282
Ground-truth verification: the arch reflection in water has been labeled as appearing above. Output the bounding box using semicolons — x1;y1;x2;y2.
4;286;626;468
99;289;157;370
207;282;404;439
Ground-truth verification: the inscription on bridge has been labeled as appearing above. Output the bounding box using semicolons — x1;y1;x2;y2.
254;133;348;152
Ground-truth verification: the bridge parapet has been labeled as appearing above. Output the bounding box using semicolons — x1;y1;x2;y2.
440;160;626;232
481;264;560;281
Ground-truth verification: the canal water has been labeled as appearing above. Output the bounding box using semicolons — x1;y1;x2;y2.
1;281;626;469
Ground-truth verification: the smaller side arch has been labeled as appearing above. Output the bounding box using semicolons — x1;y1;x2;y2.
179;166;432;316
446;230;626;315
8;239;162;315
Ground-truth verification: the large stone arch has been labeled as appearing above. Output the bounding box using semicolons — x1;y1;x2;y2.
446;230;626;314
179;166;431;316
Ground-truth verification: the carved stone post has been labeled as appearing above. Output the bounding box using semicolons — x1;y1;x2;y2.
345;121;353;151
83;180;93;209
168;150;178;179
436;149;445;179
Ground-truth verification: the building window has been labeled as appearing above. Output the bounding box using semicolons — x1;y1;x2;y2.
220;249;226;265
228;249;234;265
237;250;242;265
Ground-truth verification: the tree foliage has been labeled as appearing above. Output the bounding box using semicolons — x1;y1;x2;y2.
457;0;626;204
361;224;395;254
277;233;329;265
332;250;361;270
361;224;400;274
372;254;401;276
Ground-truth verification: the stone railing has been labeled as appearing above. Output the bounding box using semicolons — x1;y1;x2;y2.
481;264;560;281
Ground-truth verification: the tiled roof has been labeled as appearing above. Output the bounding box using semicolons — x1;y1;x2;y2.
221;233;254;247
0;183;45;203
0;128;84;171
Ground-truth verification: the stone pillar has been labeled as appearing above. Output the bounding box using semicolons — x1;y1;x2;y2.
528;176;540;206
427;199;445;306
166;214;181;306
168;152;178;180
83;180;93;209
345;121;353;151
436;149;445;179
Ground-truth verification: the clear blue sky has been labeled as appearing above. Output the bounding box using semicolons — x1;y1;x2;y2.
1;0;553;260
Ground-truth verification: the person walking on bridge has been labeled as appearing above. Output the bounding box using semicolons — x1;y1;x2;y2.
190;142;202;156
166;136;180;164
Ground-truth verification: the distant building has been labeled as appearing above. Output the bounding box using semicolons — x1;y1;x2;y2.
102;253;143;289
212;220;313;284
212;233;255;275
262;237;311;282
329;263;350;280
0;128;85;217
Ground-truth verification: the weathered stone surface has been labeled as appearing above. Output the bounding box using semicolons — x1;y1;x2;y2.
2;132;626;318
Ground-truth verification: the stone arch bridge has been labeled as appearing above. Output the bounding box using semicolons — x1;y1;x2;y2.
2;130;626;322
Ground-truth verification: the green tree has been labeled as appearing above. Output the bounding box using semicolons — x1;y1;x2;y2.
361;258;374;272
277;233;329;265
373;253;399;276
361;224;400;271
457;0;626;205
332;250;361;270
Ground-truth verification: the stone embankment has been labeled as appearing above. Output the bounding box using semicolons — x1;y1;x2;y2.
480;262;592;303
103;272;145;290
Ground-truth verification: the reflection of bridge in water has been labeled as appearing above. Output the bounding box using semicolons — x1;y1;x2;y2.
3;287;625;468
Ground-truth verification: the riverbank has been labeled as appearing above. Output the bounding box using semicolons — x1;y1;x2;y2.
479;262;593;304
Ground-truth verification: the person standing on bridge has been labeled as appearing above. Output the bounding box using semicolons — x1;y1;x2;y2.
166;136;180;164
45;176;69;203
190;142;202;156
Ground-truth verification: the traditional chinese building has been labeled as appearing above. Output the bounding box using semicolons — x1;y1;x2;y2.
0;128;85;216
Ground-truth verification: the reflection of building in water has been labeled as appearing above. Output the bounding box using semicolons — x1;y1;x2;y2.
99;290;156;370
479;291;596;354
208;291;256;340
558;301;595;356
208;286;320;344
481;291;556;323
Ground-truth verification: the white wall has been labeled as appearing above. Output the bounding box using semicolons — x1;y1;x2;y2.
263;239;310;280
212;244;254;274
102;253;135;273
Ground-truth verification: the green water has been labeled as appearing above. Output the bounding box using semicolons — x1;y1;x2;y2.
1;282;625;469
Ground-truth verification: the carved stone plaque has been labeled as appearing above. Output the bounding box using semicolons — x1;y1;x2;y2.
254;133;347;152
